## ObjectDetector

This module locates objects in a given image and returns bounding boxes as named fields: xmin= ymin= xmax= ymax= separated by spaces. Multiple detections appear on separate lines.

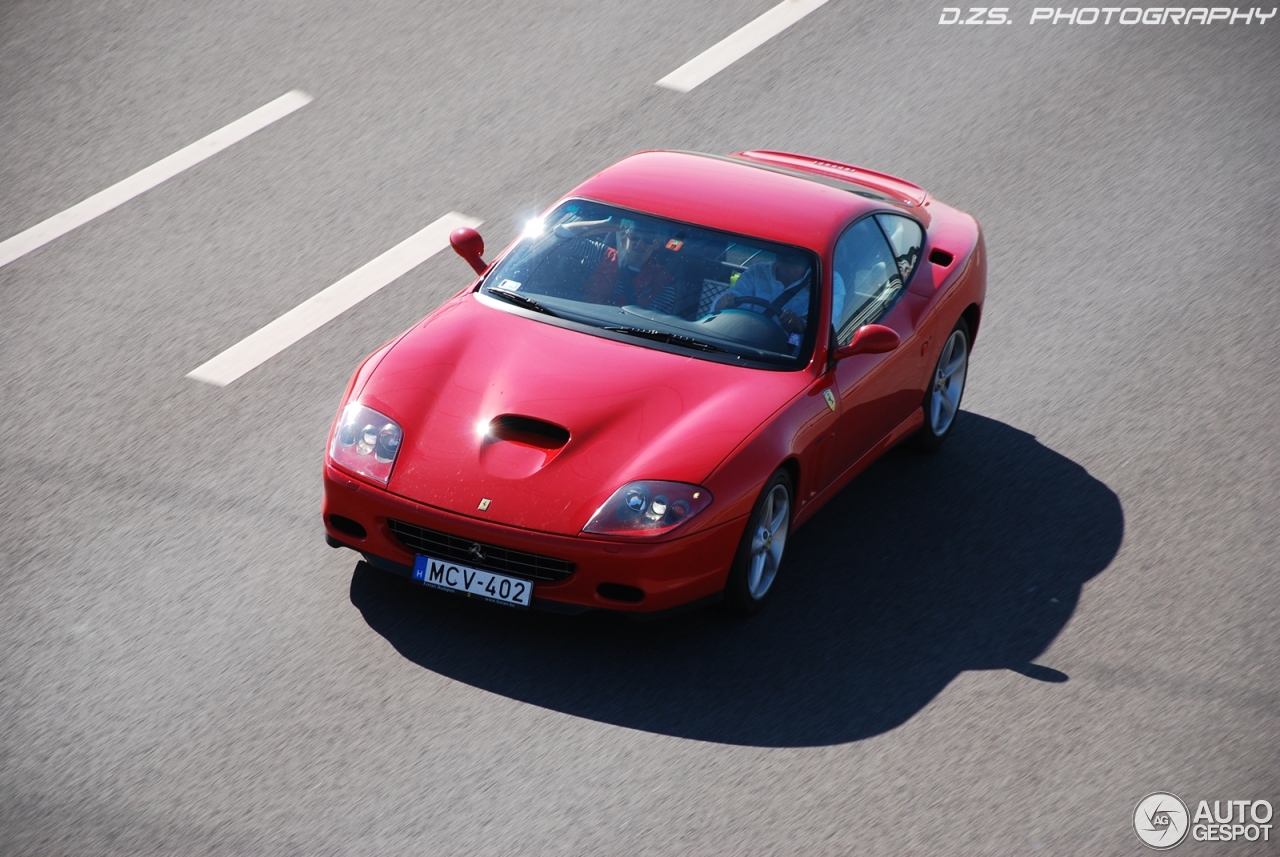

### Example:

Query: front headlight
xmin=583 ymin=481 xmax=712 ymax=537
xmin=329 ymin=403 xmax=403 ymax=485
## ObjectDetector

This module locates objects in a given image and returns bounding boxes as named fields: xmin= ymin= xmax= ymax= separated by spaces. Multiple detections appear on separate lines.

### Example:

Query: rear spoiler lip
xmin=732 ymin=150 xmax=930 ymax=207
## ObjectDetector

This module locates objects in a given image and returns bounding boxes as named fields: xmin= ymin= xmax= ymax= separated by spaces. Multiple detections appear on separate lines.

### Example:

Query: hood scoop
xmin=480 ymin=415 xmax=571 ymax=479
xmin=488 ymin=415 xmax=570 ymax=449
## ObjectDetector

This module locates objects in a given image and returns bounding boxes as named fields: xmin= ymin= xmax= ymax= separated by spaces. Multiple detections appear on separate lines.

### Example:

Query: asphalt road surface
xmin=2 ymin=1 xmax=1277 ymax=854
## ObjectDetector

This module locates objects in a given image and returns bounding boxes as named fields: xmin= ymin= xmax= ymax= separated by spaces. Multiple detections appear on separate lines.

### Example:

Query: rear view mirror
xmin=450 ymin=227 xmax=488 ymax=275
xmin=833 ymin=324 xmax=900 ymax=360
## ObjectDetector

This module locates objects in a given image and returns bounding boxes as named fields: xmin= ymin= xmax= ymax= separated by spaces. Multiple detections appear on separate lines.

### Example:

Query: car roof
xmin=567 ymin=150 xmax=894 ymax=254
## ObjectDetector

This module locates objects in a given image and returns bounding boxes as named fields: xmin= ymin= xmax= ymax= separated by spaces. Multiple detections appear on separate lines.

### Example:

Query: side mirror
xmin=450 ymin=227 xmax=488 ymax=275
xmin=833 ymin=324 xmax=900 ymax=360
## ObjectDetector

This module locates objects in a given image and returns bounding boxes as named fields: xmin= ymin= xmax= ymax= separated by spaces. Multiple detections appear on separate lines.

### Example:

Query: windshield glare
xmin=480 ymin=201 xmax=822 ymax=367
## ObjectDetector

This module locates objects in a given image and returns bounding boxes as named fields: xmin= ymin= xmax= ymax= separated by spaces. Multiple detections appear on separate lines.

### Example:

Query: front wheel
xmin=914 ymin=318 xmax=970 ymax=451
xmin=723 ymin=470 xmax=792 ymax=615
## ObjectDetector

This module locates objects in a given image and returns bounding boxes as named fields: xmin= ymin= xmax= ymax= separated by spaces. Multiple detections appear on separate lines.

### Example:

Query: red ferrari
xmin=323 ymin=150 xmax=986 ymax=615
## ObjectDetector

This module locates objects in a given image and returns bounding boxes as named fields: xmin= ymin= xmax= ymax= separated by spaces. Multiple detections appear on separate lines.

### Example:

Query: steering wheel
xmin=727 ymin=294 xmax=784 ymax=321
xmin=705 ymin=308 xmax=791 ymax=352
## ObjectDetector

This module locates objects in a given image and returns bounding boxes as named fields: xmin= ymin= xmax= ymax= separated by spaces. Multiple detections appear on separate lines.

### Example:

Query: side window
xmin=875 ymin=214 xmax=923 ymax=285
xmin=832 ymin=217 xmax=900 ymax=344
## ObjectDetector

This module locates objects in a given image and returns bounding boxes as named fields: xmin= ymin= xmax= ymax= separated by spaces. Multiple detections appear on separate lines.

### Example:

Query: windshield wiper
xmin=486 ymin=288 xmax=560 ymax=317
xmin=604 ymin=326 xmax=729 ymax=353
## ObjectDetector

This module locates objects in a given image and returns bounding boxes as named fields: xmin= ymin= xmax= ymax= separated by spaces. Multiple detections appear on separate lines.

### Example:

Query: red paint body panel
xmin=323 ymin=150 xmax=987 ymax=613
xmin=358 ymin=292 xmax=807 ymax=536
xmin=323 ymin=462 xmax=743 ymax=613
xmin=569 ymin=151 xmax=877 ymax=254
xmin=733 ymin=150 xmax=931 ymax=208
xmin=909 ymin=197 xmax=980 ymax=298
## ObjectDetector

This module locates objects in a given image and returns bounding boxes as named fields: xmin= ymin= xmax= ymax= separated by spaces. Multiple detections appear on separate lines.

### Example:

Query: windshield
xmin=479 ymin=200 xmax=823 ymax=368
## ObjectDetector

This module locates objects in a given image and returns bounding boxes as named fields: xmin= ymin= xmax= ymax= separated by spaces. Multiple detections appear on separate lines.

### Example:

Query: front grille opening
xmin=597 ymin=583 xmax=645 ymax=603
xmin=386 ymin=519 xmax=574 ymax=583
xmin=928 ymin=248 xmax=954 ymax=267
xmin=329 ymin=515 xmax=367 ymax=539
xmin=488 ymin=415 xmax=570 ymax=450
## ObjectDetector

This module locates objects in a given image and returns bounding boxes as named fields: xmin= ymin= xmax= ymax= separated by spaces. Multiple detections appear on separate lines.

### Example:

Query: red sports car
xmin=322 ymin=150 xmax=986 ymax=615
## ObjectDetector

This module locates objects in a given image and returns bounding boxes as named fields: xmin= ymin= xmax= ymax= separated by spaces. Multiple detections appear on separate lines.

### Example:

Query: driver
xmin=714 ymin=253 xmax=844 ymax=344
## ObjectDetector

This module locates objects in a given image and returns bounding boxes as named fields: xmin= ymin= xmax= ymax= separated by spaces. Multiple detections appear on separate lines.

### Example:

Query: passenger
xmin=550 ymin=217 xmax=677 ymax=309
xmin=580 ymin=220 xmax=676 ymax=310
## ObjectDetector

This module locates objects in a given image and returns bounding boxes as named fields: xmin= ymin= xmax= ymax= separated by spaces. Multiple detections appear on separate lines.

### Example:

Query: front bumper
xmin=322 ymin=463 xmax=745 ymax=613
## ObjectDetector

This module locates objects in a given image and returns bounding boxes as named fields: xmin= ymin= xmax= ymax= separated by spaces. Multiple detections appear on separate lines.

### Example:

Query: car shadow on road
xmin=349 ymin=413 xmax=1123 ymax=747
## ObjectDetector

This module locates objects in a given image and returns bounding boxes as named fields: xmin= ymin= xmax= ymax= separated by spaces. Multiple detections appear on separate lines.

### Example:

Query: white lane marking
xmin=0 ymin=90 xmax=313 ymax=269
xmin=656 ymin=0 xmax=833 ymax=93
xmin=186 ymin=212 xmax=482 ymax=387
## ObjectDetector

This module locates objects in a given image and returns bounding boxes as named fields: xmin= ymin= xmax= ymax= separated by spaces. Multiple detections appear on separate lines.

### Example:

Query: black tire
xmin=723 ymin=469 xmax=793 ymax=616
xmin=914 ymin=317 xmax=971 ymax=452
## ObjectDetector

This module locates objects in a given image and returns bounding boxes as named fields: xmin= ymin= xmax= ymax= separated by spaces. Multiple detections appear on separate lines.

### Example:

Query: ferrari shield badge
xmin=478 ymin=498 xmax=492 ymax=511
xmin=822 ymin=389 xmax=837 ymax=412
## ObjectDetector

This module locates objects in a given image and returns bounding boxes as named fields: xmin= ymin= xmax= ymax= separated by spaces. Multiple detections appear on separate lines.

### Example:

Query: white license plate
xmin=412 ymin=555 xmax=533 ymax=608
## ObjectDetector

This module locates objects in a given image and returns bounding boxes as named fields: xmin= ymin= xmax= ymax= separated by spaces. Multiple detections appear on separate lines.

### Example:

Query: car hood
xmin=357 ymin=294 xmax=805 ymax=535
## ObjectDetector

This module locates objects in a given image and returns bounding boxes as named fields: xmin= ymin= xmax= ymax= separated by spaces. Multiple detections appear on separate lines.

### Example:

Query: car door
xmin=825 ymin=214 xmax=928 ymax=482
